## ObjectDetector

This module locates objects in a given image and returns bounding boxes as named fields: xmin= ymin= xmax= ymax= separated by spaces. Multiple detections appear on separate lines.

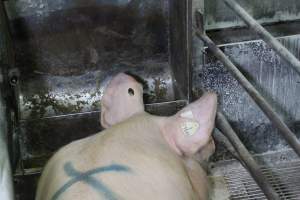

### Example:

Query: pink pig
xmin=36 ymin=73 xmax=217 ymax=200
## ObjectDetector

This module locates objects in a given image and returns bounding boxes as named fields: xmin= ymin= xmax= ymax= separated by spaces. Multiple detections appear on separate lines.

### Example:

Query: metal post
xmin=216 ymin=112 xmax=280 ymax=200
xmin=0 ymin=1 xmax=15 ymax=67
xmin=194 ymin=15 xmax=300 ymax=157
xmin=213 ymin=128 xmax=239 ymax=159
xmin=0 ymin=126 xmax=14 ymax=200
xmin=223 ymin=0 xmax=300 ymax=76
xmin=0 ymin=1 xmax=15 ymax=199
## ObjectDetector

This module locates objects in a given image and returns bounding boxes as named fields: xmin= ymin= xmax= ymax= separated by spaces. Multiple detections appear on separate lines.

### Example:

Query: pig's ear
xmin=100 ymin=85 xmax=117 ymax=129
xmin=100 ymin=102 xmax=110 ymax=129
xmin=162 ymin=92 xmax=217 ymax=156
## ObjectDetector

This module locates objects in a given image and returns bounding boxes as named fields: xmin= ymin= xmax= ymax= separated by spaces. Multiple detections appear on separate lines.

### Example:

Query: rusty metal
xmin=216 ymin=112 xmax=281 ymax=200
xmin=195 ymin=12 xmax=300 ymax=157
xmin=222 ymin=0 xmax=300 ymax=76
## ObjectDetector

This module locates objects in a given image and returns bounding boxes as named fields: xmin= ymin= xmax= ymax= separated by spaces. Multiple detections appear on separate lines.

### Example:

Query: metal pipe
xmin=0 ymin=129 xmax=14 ymax=200
xmin=0 ymin=1 xmax=15 ymax=199
xmin=0 ymin=1 xmax=15 ymax=67
xmin=213 ymin=128 xmax=239 ymax=159
xmin=216 ymin=112 xmax=281 ymax=200
xmin=195 ymin=30 xmax=300 ymax=157
xmin=223 ymin=0 xmax=300 ymax=76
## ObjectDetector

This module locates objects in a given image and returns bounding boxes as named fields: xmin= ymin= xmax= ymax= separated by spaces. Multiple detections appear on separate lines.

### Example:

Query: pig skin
xmin=36 ymin=73 xmax=217 ymax=200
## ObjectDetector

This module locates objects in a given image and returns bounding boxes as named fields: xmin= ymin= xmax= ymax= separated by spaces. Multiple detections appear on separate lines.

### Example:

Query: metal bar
xmin=213 ymin=128 xmax=239 ymax=159
xmin=0 ymin=1 xmax=15 ymax=199
xmin=0 ymin=128 xmax=14 ymax=200
xmin=216 ymin=112 xmax=281 ymax=200
xmin=169 ymin=0 xmax=193 ymax=102
xmin=223 ymin=0 xmax=300 ymax=76
xmin=195 ymin=25 xmax=300 ymax=157
xmin=0 ymin=1 xmax=15 ymax=67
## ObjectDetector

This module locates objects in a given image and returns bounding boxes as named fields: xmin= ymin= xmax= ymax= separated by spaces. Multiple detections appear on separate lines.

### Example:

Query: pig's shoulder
xmin=43 ymin=132 xmax=101 ymax=171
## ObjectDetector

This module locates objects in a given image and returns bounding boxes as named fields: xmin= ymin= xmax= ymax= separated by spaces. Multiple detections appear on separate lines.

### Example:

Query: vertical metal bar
xmin=223 ymin=0 xmax=300 ymax=76
xmin=169 ymin=0 xmax=193 ymax=102
xmin=0 ymin=1 xmax=15 ymax=67
xmin=213 ymin=128 xmax=239 ymax=159
xmin=0 ymin=124 xmax=14 ymax=200
xmin=0 ymin=1 xmax=15 ymax=199
xmin=216 ymin=112 xmax=281 ymax=200
xmin=186 ymin=0 xmax=193 ymax=102
xmin=195 ymin=26 xmax=300 ymax=157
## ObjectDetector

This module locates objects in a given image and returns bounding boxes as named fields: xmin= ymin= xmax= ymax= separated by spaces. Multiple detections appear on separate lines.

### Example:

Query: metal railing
xmin=223 ymin=0 xmax=300 ymax=76
xmin=195 ymin=1 xmax=300 ymax=199
xmin=0 ymin=1 xmax=16 ymax=199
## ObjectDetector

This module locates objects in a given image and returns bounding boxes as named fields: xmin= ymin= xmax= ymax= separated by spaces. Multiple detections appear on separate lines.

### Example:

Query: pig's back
xmin=36 ymin=114 xmax=198 ymax=200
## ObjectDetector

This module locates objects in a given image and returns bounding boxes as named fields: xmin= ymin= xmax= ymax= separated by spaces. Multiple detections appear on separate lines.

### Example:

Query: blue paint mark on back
xmin=51 ymin=162 xmax=131 ymax=200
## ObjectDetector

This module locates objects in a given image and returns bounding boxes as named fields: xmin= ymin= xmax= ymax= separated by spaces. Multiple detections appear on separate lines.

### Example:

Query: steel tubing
xmin=223 ymin=0 xmax=300 ymax=76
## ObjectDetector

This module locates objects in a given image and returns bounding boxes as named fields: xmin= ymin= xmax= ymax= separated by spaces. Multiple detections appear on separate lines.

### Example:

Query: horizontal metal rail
xmin=195 ymin=22 xmax=300 ymax=157
xmin=216 ymin=112 xmax=280 ymax=200
xmin=223 ymin=0 xmax=300 ymax=76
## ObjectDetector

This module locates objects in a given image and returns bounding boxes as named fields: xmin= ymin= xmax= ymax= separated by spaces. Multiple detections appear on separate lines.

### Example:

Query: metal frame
xmin=10 ymin=0 xmax=193 ymax=177
xmin=169 ymin=0 xmax=193 ymax=101
xmin=196 ymin=29 xmax=300 ymax=157
xmin=195 ymin=1 xmax=300 ymax=199
xmin=0 ymin=1 xmax=16 ymax=199
xmin=216 ymin=112 xmax=280 ymax=200
xmin=223 ymin=0 xmax=300 ymax=76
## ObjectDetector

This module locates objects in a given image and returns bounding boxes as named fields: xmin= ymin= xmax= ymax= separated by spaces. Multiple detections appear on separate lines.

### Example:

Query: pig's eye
xmin=128 ymin=88 xmax=134 ymax=96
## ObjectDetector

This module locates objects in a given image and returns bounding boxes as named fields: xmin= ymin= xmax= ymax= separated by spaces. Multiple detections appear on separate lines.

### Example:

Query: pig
xmin=36 ymin=73 xmax=217 ymax=200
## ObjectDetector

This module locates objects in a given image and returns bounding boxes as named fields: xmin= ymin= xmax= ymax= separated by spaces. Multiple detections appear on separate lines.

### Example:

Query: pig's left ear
xmin=162 ymin=92 xmax=217 ymax=156
xmin=100 ymin=102 xmax=111 ymax=129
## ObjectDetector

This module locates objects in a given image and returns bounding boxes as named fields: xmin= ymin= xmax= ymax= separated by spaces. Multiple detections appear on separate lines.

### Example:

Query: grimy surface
xmin=36 ymin=73 xmax=217 ymax=200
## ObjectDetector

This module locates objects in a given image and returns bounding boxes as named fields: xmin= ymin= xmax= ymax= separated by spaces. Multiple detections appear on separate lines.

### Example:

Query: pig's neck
xmin=157 ymin=116 xmax=183 ymax=156
xmin=126 ymin=112 xmax=183 ymax=156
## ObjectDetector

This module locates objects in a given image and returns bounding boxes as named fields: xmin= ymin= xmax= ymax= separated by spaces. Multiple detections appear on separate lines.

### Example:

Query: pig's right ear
xmin=162 ymin=92 xmax=218 ymax=156
xmin=100 ymin=84 xmax=118 ymax=129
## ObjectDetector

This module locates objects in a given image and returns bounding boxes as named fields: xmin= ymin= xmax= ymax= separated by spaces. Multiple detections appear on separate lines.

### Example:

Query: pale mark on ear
xmin=180 ymin=110 xmax=199 ymax=136
xmin=180 ymin=110 xmax=194 ymax=119
xmin=181 ymin=121 xmax=199 ymax=137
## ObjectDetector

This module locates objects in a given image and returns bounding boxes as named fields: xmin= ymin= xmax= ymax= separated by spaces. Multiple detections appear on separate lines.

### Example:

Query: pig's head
xmin=101 ymin=73 xmax=218 ymax=160
xmin=101 ymin=73 xmax=144 ymax=128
